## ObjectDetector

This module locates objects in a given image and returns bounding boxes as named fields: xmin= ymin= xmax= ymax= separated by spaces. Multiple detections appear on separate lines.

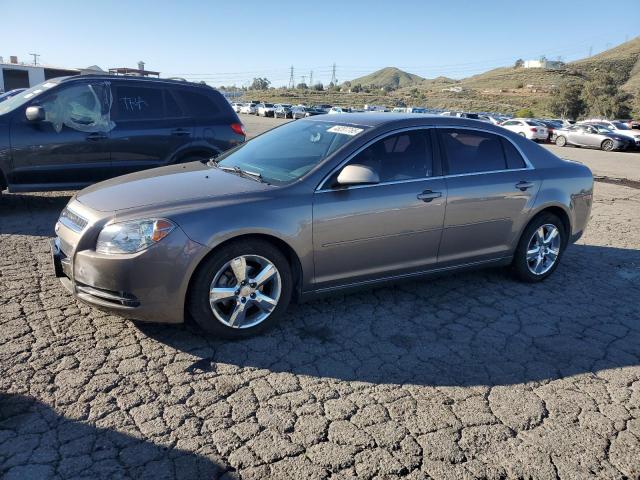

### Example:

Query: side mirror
xmin=336 ymin=164 xmax=379 ymax=186
xmin=25 ymin=106 xmax=45 ymax=122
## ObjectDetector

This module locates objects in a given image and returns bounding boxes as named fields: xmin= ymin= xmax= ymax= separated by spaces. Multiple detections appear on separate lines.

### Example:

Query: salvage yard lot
xmin=1 ymin=117 xmax=639 ymax=479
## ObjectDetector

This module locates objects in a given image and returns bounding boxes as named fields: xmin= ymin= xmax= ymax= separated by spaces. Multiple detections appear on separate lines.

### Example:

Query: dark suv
xmin=0 ymin=75 xmax=245 ymax=192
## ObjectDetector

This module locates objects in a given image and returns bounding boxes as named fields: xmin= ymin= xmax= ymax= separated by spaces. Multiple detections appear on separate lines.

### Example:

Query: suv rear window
xmin=113 ymin=85 xmax=164 ymax=120
xmin=174 ymin=89 xmax=220 ymax=118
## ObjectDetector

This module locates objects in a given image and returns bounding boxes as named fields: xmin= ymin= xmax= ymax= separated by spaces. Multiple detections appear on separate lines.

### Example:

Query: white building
xmin=0 ymin=56 xmax=82 ymax=92
xmin=523 ymin=59 xmax=564 ymax=70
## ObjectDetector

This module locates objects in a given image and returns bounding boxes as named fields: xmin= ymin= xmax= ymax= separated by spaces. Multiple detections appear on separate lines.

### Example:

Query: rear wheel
xmin=555 ymin=135 xmax=567 ymax=147
xmin=512 ymin=213 xmax=566 ymax=282
xmin=601 ymin=139 xmax=614 ymax=151
xmin=519 ymin=132 xmax=526 ymax=137
xmin=188 ymin=240 xmax=293 ymax=338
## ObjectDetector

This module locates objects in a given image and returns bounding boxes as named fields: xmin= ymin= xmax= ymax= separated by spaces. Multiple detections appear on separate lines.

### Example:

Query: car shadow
xmin=0 ymin=392 xmax=230 ymax=479
xmin=138 ymin=243 xmax=640 ymax=388
xmin=0 ymin=192 xmax=71 ymax=236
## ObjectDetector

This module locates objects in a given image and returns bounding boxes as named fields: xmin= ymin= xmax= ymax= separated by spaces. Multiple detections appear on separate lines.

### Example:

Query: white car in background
xmin=257 ymin=102 xmax=276 ymax=117
xmin=580 ymin=120 xmax=640 ymax=149
xmin=500 ymin=118 xmax=548 ymax=141
xmin=230 ymin=102 xmax=242 ymax=113
xmin=239 ymin=103 xmax=257 ymax=114
xmin=328 ymin=107 xmax=351 ymax=114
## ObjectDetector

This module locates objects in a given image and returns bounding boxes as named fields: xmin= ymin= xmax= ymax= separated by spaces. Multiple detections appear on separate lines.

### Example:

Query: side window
xmin=501 ymin=138 xmax=526 ymax=169
xmin=39 ymin=83 xmax=114 ymax=133
xmin=331 ymin=130 xmax=433 ymax=185
xmin=439 ymin=129 xmax=506 ymax=175
xmin=164 ymin=89 xmax=184 ymax=118
xmin=113 ymin=85 xmax=163 ymax=120
xmin=174 ymin=89 xmax=220 ymax=118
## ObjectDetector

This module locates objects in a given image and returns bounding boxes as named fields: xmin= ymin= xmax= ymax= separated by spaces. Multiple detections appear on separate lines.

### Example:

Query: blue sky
xmin=1 ymin=0 xmax=638 ymax=87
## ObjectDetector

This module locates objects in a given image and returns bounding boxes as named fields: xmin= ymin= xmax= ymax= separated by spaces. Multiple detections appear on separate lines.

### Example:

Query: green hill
xmin=348 ymin=67 xmax=424 ymax=88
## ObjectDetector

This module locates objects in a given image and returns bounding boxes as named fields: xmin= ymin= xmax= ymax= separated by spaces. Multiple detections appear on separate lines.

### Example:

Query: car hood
xmin=76 ymin=162 xmax=271 ymax=212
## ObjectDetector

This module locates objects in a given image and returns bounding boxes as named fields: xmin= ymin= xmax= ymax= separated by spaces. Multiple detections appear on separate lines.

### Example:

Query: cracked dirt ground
xmin=1 ymin=181 xmax=639 ymax=480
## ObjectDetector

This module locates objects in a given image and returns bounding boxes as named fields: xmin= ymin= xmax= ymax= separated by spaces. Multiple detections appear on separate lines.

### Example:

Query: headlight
xmin=96 ymin=219 xmax=175 ymax=254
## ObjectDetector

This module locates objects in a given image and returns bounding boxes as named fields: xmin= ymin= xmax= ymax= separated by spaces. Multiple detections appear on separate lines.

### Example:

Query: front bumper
xmin=51 ymin=225 xmax=207 ymax=324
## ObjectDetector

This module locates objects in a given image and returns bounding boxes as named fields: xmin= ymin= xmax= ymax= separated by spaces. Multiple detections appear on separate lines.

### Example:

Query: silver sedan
xmin=553 ymin=124 xmax=631 ymax=151
xmin=52 ymin=115 xmax=593 ymax=338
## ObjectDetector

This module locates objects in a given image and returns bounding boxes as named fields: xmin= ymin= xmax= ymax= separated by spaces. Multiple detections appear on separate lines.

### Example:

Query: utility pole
xmin=309 ymin=70 xmax=313 ymax=87
xmin=330 ymin=63 xmax=337 ymax=85
xmin=288 ymin=66 xmax=295 ymax=89
xmin=29 ymin=53 xmax=40 ymax=65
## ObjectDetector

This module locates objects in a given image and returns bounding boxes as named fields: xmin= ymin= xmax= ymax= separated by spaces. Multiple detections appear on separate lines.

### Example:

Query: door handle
xmin=515 ymin=181 xmax=534 ymax=191
xmin=417 ymin=190 xmax=442 ymax=202
xmin=86 ymin=132 xmax=107 ymax=141
xmin=171 ymin=128 xmax=191 ymax=137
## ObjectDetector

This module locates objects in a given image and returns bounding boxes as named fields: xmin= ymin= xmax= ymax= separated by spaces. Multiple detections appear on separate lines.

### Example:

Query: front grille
xmin=58 ymin=207 xmax=88 ymax=233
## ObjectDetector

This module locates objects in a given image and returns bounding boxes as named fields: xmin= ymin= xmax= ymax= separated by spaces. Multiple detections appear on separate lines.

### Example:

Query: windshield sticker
xmin=327 ymin=125 xmax=363 ymax=136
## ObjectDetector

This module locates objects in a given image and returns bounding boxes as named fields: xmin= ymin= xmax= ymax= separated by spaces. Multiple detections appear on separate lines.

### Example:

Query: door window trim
xmin=435 ymin=125 xmax=534 ymax=179
xmin=315 ymin=126 xmax=441 ymax=192
xmin=316 ymin=125 xmax=534 ymax=192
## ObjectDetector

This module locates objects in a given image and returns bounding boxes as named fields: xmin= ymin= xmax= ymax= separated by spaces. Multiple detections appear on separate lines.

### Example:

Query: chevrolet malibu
xmin=51 ymin=114 xmax=593 ymax=338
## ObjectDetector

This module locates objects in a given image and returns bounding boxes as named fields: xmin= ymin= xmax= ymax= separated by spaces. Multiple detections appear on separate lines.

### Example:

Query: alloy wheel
xmin=526 ymin=224 xmax=561 ymax=275
xmin=209 ymin=255 xmax=281 ymax=328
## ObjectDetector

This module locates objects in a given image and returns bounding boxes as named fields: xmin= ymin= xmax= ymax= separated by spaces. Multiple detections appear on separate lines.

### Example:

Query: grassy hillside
xmin=348 ymin=67 xmax=424 ymax=88
xmin=237 ymin=37 xmax=640 ymax=116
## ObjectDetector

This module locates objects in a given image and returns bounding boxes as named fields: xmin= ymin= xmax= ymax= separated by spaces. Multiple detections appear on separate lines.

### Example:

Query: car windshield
xmin=0 ymin=79 xmax=61 ymax=116
xmin=215 ymin=120 xmax=368 ymax=185
xmin=611 ymin=121 xmax=630 ymax=130
xmin=593 ymin=125 xmax=613 ymax=134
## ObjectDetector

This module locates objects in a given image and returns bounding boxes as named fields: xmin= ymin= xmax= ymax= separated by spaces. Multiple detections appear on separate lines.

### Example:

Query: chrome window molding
xmin=315 ymin=124 xmax=535 ymax=193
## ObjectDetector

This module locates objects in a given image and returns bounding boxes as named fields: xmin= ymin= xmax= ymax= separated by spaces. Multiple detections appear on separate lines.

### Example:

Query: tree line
xmin=548 ymin=73 xmax=636 ymax=120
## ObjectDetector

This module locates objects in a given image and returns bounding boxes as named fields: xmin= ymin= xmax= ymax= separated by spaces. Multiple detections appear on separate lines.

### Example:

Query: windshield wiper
xmin=219 ymin=165 xmax=269 ymax=184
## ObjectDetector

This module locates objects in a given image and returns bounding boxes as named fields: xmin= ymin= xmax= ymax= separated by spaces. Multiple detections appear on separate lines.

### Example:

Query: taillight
xmin=230 ymin=123 xmax=246 ymax=136
xmin=530 ymin=127 xmax=538 ymax=132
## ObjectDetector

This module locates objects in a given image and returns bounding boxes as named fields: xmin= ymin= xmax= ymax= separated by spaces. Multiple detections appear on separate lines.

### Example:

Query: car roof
xmin=304 ymin=112 xmax=512 ymax=130
xmin=56 ymin=74 xmax=216 ymax=91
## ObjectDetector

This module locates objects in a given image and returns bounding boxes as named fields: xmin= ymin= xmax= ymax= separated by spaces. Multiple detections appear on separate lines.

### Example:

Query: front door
xmin=313 ymin=129 xmax=447 ymax=289
xmin=437 ymin=128 xmax=541 ymax=266
xmin=9 ymin=81 xmax=113 ymax=188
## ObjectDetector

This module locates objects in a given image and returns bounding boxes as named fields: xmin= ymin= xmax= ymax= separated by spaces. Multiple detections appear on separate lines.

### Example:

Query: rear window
xmin=164 ymin=90 xmax=184 ymax=118
xmin=440 ymin=129 xmax=525 ymax=175
xmin=113 ymin=85 xmax=164 ymax=120
xmin=174 ymin=89 xmax=220 ymax=118
xmin=501 ymin=138 xmax=526 ymax=169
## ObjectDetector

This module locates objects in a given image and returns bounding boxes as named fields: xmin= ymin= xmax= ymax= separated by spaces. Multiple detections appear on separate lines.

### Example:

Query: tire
xmin=512 ymin=212 xmax=566 ymax=283
xmin=555 ymin=136 xmax=567 ymax=147
xmin=519 ymin=132 xmax=526 ymax=137
xmin=187 ymin=239 xmax=293 ymax=339
xmin=601 ymin=139 xmax=614 ymax=151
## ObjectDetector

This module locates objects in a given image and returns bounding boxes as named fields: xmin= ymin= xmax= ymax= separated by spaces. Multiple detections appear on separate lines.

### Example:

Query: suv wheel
xmin=188 ymin=240 xmax=293 ymax=338
xmin=512 ymin=213 xmax=566 ymax=282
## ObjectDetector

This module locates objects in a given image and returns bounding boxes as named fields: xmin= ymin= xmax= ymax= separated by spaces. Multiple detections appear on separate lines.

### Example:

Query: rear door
xmin=437 ymin=128 xmax=540 ymax=266
xmin=313 ymin=128 xmax=447 ymax=289
xmin=109 ymin=81 xmax=193 ymax=176
xmin=8 ymin=81 xmax=113 ymax=188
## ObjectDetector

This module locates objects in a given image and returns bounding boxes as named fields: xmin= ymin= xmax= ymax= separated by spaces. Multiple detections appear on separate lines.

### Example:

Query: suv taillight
xmin=230 ymin=123 xmax=246 ymax=136
xmin=530 ymin=127 xmax=538 ymax=132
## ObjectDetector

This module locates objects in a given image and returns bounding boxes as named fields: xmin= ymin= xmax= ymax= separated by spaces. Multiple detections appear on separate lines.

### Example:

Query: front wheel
xmin=601 ymin=139 xmax=614 ymax=151
xmin=512 ymin=213 xmax=566 ymax=282
xmin=188 ymin=240 xmax=293 ymax=338
xmin=555 ymin=136 xmax=567 ymax=147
